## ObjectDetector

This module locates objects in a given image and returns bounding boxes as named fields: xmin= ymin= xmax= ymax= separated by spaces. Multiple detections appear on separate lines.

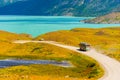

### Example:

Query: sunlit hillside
xmin=0 ymin=30 xmax=32 ymax=55
xmin=0 ymin=30 xmax=32 ymax=41
xmin=0 ymin=43 xmax=103 ymax=80
xmin=36 ymin=27 xmax=120 ymax=61
xmin=0 ymin=30 xmax=103 ymax=80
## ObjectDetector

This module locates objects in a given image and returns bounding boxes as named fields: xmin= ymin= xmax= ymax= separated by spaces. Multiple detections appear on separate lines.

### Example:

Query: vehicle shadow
xmin=77 ymin=49 xmax=87 ymax=52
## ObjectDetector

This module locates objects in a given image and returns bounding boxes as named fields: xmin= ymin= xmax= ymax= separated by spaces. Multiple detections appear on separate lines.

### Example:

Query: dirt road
xmin=14 ymin=40 xmax=120 ymax=80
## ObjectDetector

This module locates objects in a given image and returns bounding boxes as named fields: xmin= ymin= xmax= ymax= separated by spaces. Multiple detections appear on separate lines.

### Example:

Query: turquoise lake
xmin=0 ymin=16 xmax=120 ymax=37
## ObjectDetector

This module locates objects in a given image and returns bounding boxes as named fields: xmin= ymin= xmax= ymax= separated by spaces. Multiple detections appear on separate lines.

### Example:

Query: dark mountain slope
xmin=0 ymin=0 xmax=17 ymax=7
xmin=0 ymin=0 xmax=119 ymax=16
xmin=0 ymin=0 xmax=59 ymax=15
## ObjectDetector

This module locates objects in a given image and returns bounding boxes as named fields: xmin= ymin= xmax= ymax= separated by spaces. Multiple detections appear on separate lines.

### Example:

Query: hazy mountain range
xmin=0 ymin=0 xmax=120 ymax=16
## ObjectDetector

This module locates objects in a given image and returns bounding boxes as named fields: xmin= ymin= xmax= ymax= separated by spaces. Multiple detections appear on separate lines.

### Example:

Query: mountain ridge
xmin=0 ymin=0 xmax=119 ymax=16
xmin=0 ymin=0 xmax=18 ymax=7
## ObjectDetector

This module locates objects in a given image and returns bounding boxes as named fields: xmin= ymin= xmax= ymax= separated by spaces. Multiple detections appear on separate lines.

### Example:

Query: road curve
xmin=13 ymin=40 xmax=120 ymax=80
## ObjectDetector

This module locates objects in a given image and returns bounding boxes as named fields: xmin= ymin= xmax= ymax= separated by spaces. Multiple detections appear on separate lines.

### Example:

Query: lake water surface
xmin=0 ymin=59 xmax=72 ymax=68
xmin=0 ymin=16 xmax=120 ymax=37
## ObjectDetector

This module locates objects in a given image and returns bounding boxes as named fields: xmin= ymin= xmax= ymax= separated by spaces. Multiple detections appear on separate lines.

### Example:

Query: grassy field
xmin=0 ymin=30 xmax=32 ymax=41
xmin=0 ymin=30 xmax=32 ymax=59
xmin=0 ymin=30 xmax=103 ymax=80
xmin=36 ymin=27 xmax=120 ymax=61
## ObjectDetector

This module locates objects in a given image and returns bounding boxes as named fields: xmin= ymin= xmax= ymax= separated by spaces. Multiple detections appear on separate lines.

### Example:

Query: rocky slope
xmin=0 ymin=0 xmax=119 ymax=16
xmin=84 ymin=12 xmax=120 ymax=24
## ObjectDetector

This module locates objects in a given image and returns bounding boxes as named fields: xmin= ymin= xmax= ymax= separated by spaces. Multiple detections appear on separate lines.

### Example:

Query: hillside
xmin=36 ymin=27 xmax=120 ymax=61
xmin=0 ymin=30 xmax=32 ymax=41
xmin=0 ymin=30 xmax=32 ymax=54
xmin=0 ymin=30 xmax=103 ymax=80
xmin=0 ymin=0 xmax=119 ymax=16
xmin=84 ymin=12 xmax=120 ymax=24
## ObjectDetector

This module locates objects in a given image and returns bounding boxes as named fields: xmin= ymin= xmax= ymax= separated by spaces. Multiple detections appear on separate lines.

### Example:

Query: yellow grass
xmin=0 ymin=74 xmax=95 ymax=80
xmin=0 ymin=30 xmax=104 ymax=80
xmin=0 ymin=30 xmax=32 ymax=41
xmin=36 ymin=27 xmax=120 ymax=61
xmin=0 ymin=42 xmax=77 ymax=59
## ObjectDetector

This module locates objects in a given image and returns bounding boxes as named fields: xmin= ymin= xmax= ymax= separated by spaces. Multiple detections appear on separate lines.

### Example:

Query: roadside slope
xmin=36 ymin=27 xmax=120 ymax=61
xmin=14 ymin=40 xmax=120 ymax=80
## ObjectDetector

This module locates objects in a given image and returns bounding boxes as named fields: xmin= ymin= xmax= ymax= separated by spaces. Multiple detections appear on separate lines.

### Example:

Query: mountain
xmin=0 ymin=0 xmax=58 ymax=15
xmin=0 ymin=0 xmax=18 ymax=7
xmin=47 ymin=0 xmax=120 ymax=16
xmin=83 ymin=12 xmax=120 ymax=24
xmin=0 ymin=0 xmax=119 ymax=16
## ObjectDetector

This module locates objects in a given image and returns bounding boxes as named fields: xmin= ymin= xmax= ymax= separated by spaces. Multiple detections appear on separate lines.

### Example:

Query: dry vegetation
xmin=0 ymin=30 xmax=32 ymax=41
xmin=0 ymin=30 xmax=32 ymax=59
xmin=0 ymin=30 xmax=103 ymax=80
xmin=0 ymin=74 xmax=95 ymax=80
xmin=36 ymin=27 xmax=120 ymax=61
